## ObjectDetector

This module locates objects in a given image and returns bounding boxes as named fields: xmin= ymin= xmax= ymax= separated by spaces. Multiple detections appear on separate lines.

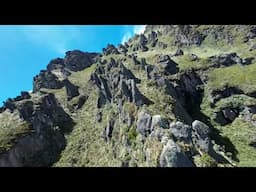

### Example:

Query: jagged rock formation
xmin=2 ymin=25 xmax=256 ymax=167
xmin=0 ymin=93 xmax=74 ymax=166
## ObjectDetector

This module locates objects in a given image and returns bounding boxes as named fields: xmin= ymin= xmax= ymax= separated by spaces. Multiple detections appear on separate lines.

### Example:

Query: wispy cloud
xmin=133 ymin=25 xmax=146 ymax=34
xmin=20 ymin=26 xmax=82 ymax=55
xmin=121 ymin=25 xmax=146 ymax=44
xmin=121 ymin=31 xmax=133 ymax=44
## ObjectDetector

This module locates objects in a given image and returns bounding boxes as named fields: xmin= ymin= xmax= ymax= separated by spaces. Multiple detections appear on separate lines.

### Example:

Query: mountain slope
xmin=1 ymin=25 xmax=256 ymax=167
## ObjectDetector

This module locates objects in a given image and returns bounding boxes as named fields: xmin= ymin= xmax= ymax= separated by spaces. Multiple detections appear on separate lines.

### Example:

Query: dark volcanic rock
xmin=63 ymin=79 xmax=80 ymax=101
xmin=214 ymin=111 xmax=229 ymax=126
xmin=147 ymin=31 xmax=158 ymax=47
xmin=103 ymin=44 xmax=120 ymax=55
xmin=13 ymin=91 xmax=31 ymax=102
xmin=174 ymin=48 xmax=184 ymax=56
xmin=222 ymin=107 xmax=239 ymax=122
xmin=75 ymin=95 xmax=88 ymax=110
xmin=103 ymin=118 xmax=115 ymax=141
xmin=159 ymin=139 xmax=194 ymax=167
xmin=91 ymin=59 xmax=151 ymax=108
xmin=189 ymin=54 xmax=198 ymax=61
xmin=170 ymin=121 xmax=192 ymax=144
xmin=0 ymin=130 xmax=66 ymax=167
xmin=211 ymin=86 xmax=244 ymax=104
xmin=117 ymin=44 xmax=128 ymax=54
xmin=96 ymin=111 xmax=102 ymax=122
xmin=97 ymin=90 xmax=108 ymax=108
xmin=33 ymin=70 xmax=64 ymax=92
xmin=16 ymin=100 xmax=34 ymax=121
xmin=47 ymin=58 xmax=65 ymax=71
xmin=132 ymin=55 xmax=140 ymax=65
xmin=0 ymin=106 xmax=6 ymax=113
xmin=0 ymin=93 xmax=74 ymax=167
xmin=132 ymin=34 xmax=149 ymax=52
xmin=242 ymin=57 xmax=254 ymax=65
xmin=244 ymin=27 xmax=256 ymax=42
xmin=178 ymin=70 xmax=204 ymax=108
xmin=3 ymin=98 xmax=16 ymax=112
xmin=136 ymin=111 xmax=152 ymax=137
xmin=64 ymin=50 xmax=98 ymax=72
xmin=33 ymin=93 xmax=73 ymax=131
xmin=209 ymin=52 xmax=242 ymax=67
xmin=214 ymin=107 xmax=239 ymax=125
xmin=192 ymin=120 xmax=212 ymax=153
xmin=156 ymin=55 xmax=179 ymax=74
xmin=174 ymin=26 xmax=206 ymax=46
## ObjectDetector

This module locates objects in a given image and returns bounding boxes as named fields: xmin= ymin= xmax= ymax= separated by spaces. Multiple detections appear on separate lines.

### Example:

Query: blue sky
xmin=0 ymin=25 xmax=146 ymax=105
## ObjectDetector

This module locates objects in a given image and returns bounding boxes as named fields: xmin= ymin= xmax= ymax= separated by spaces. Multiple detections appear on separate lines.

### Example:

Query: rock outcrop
xmin=33 ymin=70 xmax=64 ymax=92
xmin=159 ymin=139 xmax=194 ymax=167
xmin=64 ymin=50 xmax=98 ymax=72
xmin=156 ymin=55 xmax=179 ymax=75
xmin=0 ymin=93 xmax=74 ymax=167
xmin=103 ymin=44 xmax=120 ymax=55
xmin=63 ymin=79 xmax=80 ymax=101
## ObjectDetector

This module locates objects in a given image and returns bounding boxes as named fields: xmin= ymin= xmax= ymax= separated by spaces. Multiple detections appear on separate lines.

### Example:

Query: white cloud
xmin=133 ymin=25 xmax=146 ymax=34
xmin=121 ymin=31 xmax=133 ymax=44
xmin=121 ymin=25 xmax=146 ymax=45
xmin=20 ymin=25 xmax=81 ymax=55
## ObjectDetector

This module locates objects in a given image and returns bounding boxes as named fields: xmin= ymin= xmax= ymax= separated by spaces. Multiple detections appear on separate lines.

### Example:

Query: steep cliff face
xmin=1 ymin=25 xmax=256 ymax=167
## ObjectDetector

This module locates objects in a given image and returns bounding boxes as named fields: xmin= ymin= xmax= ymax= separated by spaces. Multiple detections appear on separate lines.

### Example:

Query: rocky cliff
xmin=1 ymin=25 xmax=256 ymax=167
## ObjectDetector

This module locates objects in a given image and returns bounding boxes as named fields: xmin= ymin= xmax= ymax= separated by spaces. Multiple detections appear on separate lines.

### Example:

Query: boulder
xmin=211 ymin=86 xmax=244 ymax=104
xmin=96 ymin=111 xmax=102 ymax=122
xmin=214 ymin=111 xmax=229 ymax=126
xmin=174 ymin=48 xmax=184 ymax=56
xmin=222 ymin=107 xmax=239 ymax=122
xmin=136 ymin=111 xmax=152 ymax=137
xmin=192 ymin=120 xmax=212 ymax=153
xmin=151 ymin=115 xmax=169 ymax=130
xmin=189 ymin=54 xmax=198 ymax=61
xmin=214 ymin=107 xmax=239 ymax=125
xmin=169 ymin=121 xmax=192 ymax=144
xmin=242 ymin=57 xmax=254 ymax=65
xmin=159 ymin=139 xmax=194 ymax=167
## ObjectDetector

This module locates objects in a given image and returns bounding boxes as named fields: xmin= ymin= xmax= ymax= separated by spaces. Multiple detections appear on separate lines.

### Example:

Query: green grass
xmin=68 ymin=63 xmax=97 ymax=89
xmin=193 ymin=153 xmax=218 ymax=167
xmin=214 ymin=95 xmax=256 ymax=111
xmin=207 ymin=63 xmax=256 ymax=93
xmin=217 ymin=118 xmax=256 ymax=167
xmin=0 ymin=111 xmax=31 ymax=153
